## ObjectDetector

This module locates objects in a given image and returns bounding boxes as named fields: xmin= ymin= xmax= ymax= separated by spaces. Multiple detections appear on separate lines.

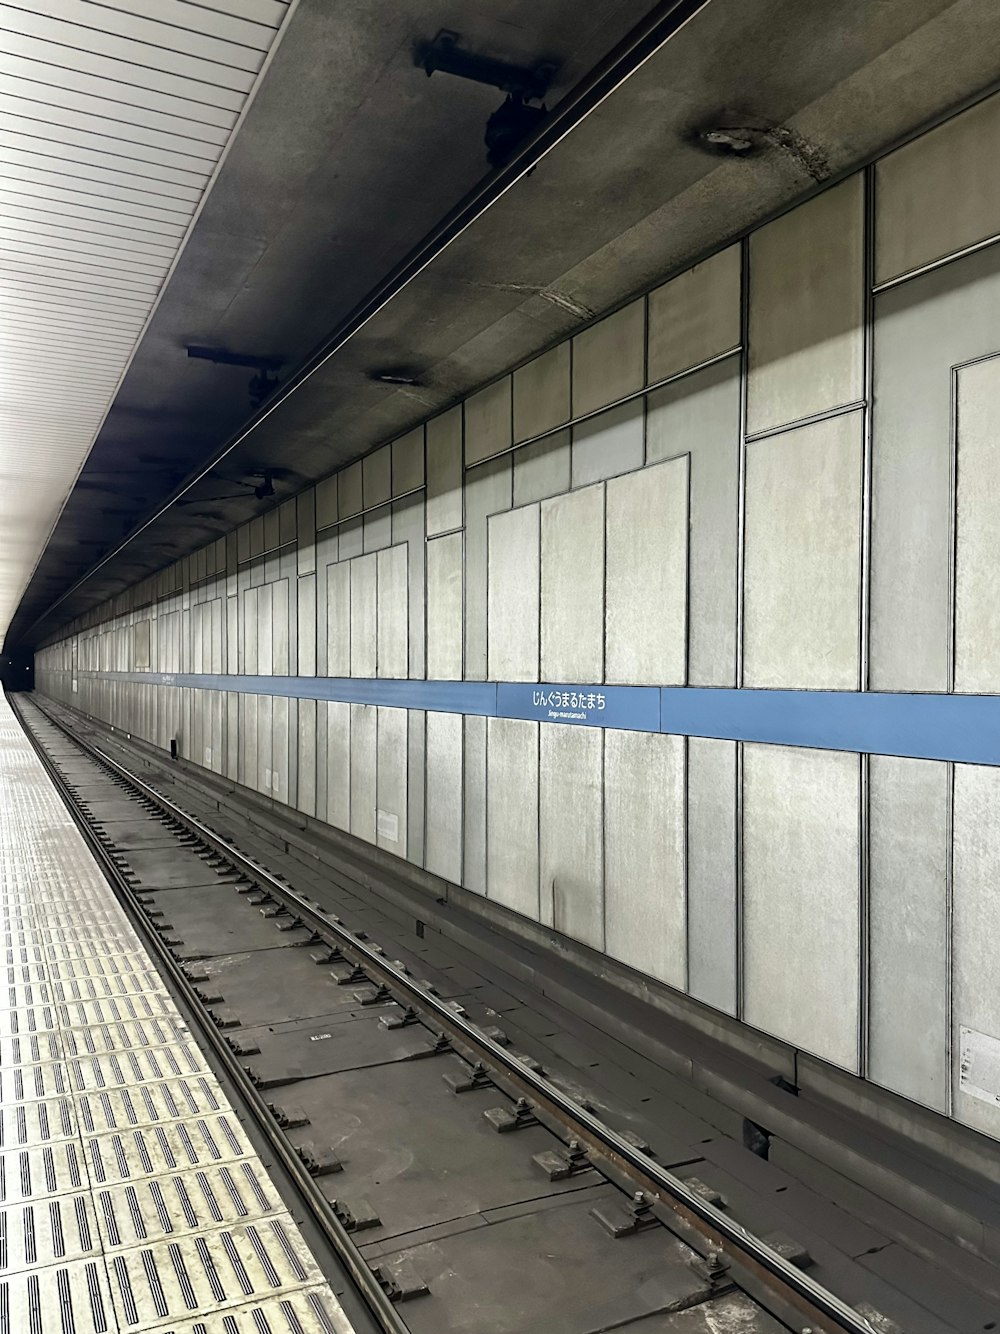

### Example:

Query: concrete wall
xmin=35 ymin=89 xmax=1000 ymax=1141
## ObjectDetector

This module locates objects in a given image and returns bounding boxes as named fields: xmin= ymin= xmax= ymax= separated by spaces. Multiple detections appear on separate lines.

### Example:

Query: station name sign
xmin=496 ymin=683 xmax=660 ymax=732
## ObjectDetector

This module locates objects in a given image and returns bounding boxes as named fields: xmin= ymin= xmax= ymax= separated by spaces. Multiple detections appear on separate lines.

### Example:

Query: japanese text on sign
xmin=530 ymin=688 xmax=606 ymax=722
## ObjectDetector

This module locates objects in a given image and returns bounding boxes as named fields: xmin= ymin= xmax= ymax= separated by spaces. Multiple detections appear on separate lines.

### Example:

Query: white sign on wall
xmin=960 ymin=1025 xmax=1000 ymax=1106
xmin=376 ymin=809 xmax=399 ymax=843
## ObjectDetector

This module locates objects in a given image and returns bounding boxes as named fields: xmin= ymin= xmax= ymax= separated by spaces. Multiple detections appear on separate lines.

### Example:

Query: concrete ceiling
xmin=0 ymin=0 xmax=294 ymax=647
xmin=10 ymin=0 xmax=1000 ymax=648
xmin=7 ymin=0 xmax=660 ymax=647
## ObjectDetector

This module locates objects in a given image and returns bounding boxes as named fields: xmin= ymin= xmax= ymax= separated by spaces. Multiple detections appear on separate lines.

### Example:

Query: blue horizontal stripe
xmin=82 ymin=672 xmax=495 ymax=714
xmin=661 ymin=687 xmax=1000 ymax=765
xmin=64 ymin=671 xmax=1000 ymax=765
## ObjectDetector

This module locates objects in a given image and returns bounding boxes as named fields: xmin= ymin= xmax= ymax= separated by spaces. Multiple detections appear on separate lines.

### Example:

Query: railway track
xmin=15 ymin=691 xmax=884 ymax=1334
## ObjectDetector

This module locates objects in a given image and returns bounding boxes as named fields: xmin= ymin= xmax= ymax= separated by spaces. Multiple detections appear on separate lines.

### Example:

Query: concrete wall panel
xmin=513 ymin=342 xmax=570 ymax=442
xmin=744 ymin=411 xmax=862 ymax=689
xmin=407 ymin=709 xmax=425 ymax=868
xmin=876 ymin=91 xmax=1000 ymax=285
xmin=955 ymin=355 xmax=1000 ymax=692
xmin=284 ymin=556 xmax=299 ymax=670
xmin=486 ymin=718 xmax=539 ymax=919
xmin=211 ymin=692 xmax=224 ymax=776
xmin=953 ymin=763 xmax=1000 ymax=1138
xmin=297 ymin=575 xmax=316 ymax=677
xmin=364 ymin=505 xmax=392 ymax=553
xmin=297 ymin=488 xmax=316 ymax=575
xmin=350 ymin=553 xmax=377 ymax=679
xmin=315 ymin=531 xmax=333 ymax=676
xmin=645 ymin=357 xmax=741 ymax=688
xmin=573 ymin=299 xmax=645 ymax=415
xmin=463 ymin=714 xmax=487 ymax=895
xmin=426 ymin=710 xmax=463 ymax=884
xmin=686 ymin=737 xmax=737 ymax=1015
xmin=464 ymin=454 xmax=512 ymax=681
xmin=227 ymin=531 xmax=238 ymax=596
xmin=264 ymin=508 xmax=279 ymax=555
xmin=226 ymin=692 xmax=238 ymax=781
xmin=191 ymin=606 xmax=202 ymax=674
xmin=363 ymin=447 xmax=392 ymax=551
xmin=604 ymin=730 xmax=686 ymax=989
xmin=362 ymin=450 xmax=389 ymax=549
xmin=241 ymin=589 xmax=257 ymax=674
xmin=273 ymin=580 xmax=289 ymax=675
xmin=376 ymin=706 xmax=407 ymax=857
xmin=647 ymin=243 xmax=741 ymax=383
xmin=487 ymin=503 xmax=539 ymax=683
xmin=869 ymin=755 xmax=949 ymax=1111
xmin=256 ymin=584 xmax=273 ymax=676
xmin=426 ymin=405 xmax=463 ymax=535
xmin=350 ymin=703 xmax=376 ymax=843
xmin=327 ymin=563 xmax=351 ymax=677
xmin=315 ymin=699 xmax=328 ymax=820
xmin=250 ymin=516 xmax=264 ymax=559
xmin=391 ymin=493 xmax=425 ymax=679
xmin=278 ymin=498 xmax=296 ymax=547
xmin=377 ymin=544 xmax=408 ymax=678
xmin=539 ymin=725 xmax=603 ymax=949
xmin=339 ymin=517 xmax=363 ymax=562
xmin=427 ymin=533 xmax=463 ymax=680
xmin=606 ymin=457 xmax=688 ymax=685
xmin=748 ymin=174 xmax=864 ymax=434
xmin=363 ymin=445 xmax=391 ymax=509
xmin=256 ymin=694 xmax=272 ymax=796
xmin=392 ymin=425 xmax=424 ymax=494
xmin=871 ymin=243 xmax=1000 ymax=690
xmin=513 ymin=430 xmax=571 ymax=506
xmin=272 ymin=695 xmax=289 ymax=804
xmin=326 ymin=701 xmax=350 ymax=832
xmin=134 ymin=620 xmax=151 ymax=671
xmin=297 ymin=697 xmax=316 ymax=818
xmin=465 ymin=376 xmax=512 ymax=466
xmin=743 ymin=744 xmax=860 ymax=1072
xmin=572 ymin=400 xmax=644 ymax=488
xmin=541 ymin=485 xmax=604 ymax=682
xmin=222 ymin=693 xmax=237 ymax=779
xmin=210 ymin=599 xmax=223 ymax=674
xmin=339 ymin=462 xmax=362 ymax=519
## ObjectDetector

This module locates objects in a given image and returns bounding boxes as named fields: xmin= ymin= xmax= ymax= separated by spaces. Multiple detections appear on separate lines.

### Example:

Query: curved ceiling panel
xmin=0 ymin=0 xmax=293 ymax=642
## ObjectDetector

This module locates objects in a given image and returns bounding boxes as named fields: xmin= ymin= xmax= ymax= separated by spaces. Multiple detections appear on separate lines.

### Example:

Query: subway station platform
xmin=0 ymin=692 xmax=354 ymax=1334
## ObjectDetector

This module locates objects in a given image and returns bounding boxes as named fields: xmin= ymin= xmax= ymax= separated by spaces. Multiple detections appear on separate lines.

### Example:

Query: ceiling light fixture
xmin=698 ymin=126 xmax=757 ymax=155
xmin=369 ymin=369 xmax=421 ymax=386
xmin=696 ymin=121 xmax=831 ymax=181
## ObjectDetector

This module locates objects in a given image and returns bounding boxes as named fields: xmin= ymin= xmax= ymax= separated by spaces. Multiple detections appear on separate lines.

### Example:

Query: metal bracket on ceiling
xmin=174 ymin=470 xmax=275 ymax=508
xmin=415 ymin=30 xmax=556 ymax=168
xmin=185 ymin=345 xmax=284 ymax=408
xmin=416 ymin=29 xmax=554 ymax=99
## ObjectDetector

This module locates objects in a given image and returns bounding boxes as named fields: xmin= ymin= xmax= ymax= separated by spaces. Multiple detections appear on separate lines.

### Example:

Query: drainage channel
xmin=17 ymin=692 xmax=882 ymax=1334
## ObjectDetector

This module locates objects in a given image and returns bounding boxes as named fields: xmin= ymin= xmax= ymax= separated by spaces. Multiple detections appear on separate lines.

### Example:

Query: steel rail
xmin=13 ymin=696 xmax=410 ymax=1334
xmin=27 ymin=695 xmax=882 ymax=1334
